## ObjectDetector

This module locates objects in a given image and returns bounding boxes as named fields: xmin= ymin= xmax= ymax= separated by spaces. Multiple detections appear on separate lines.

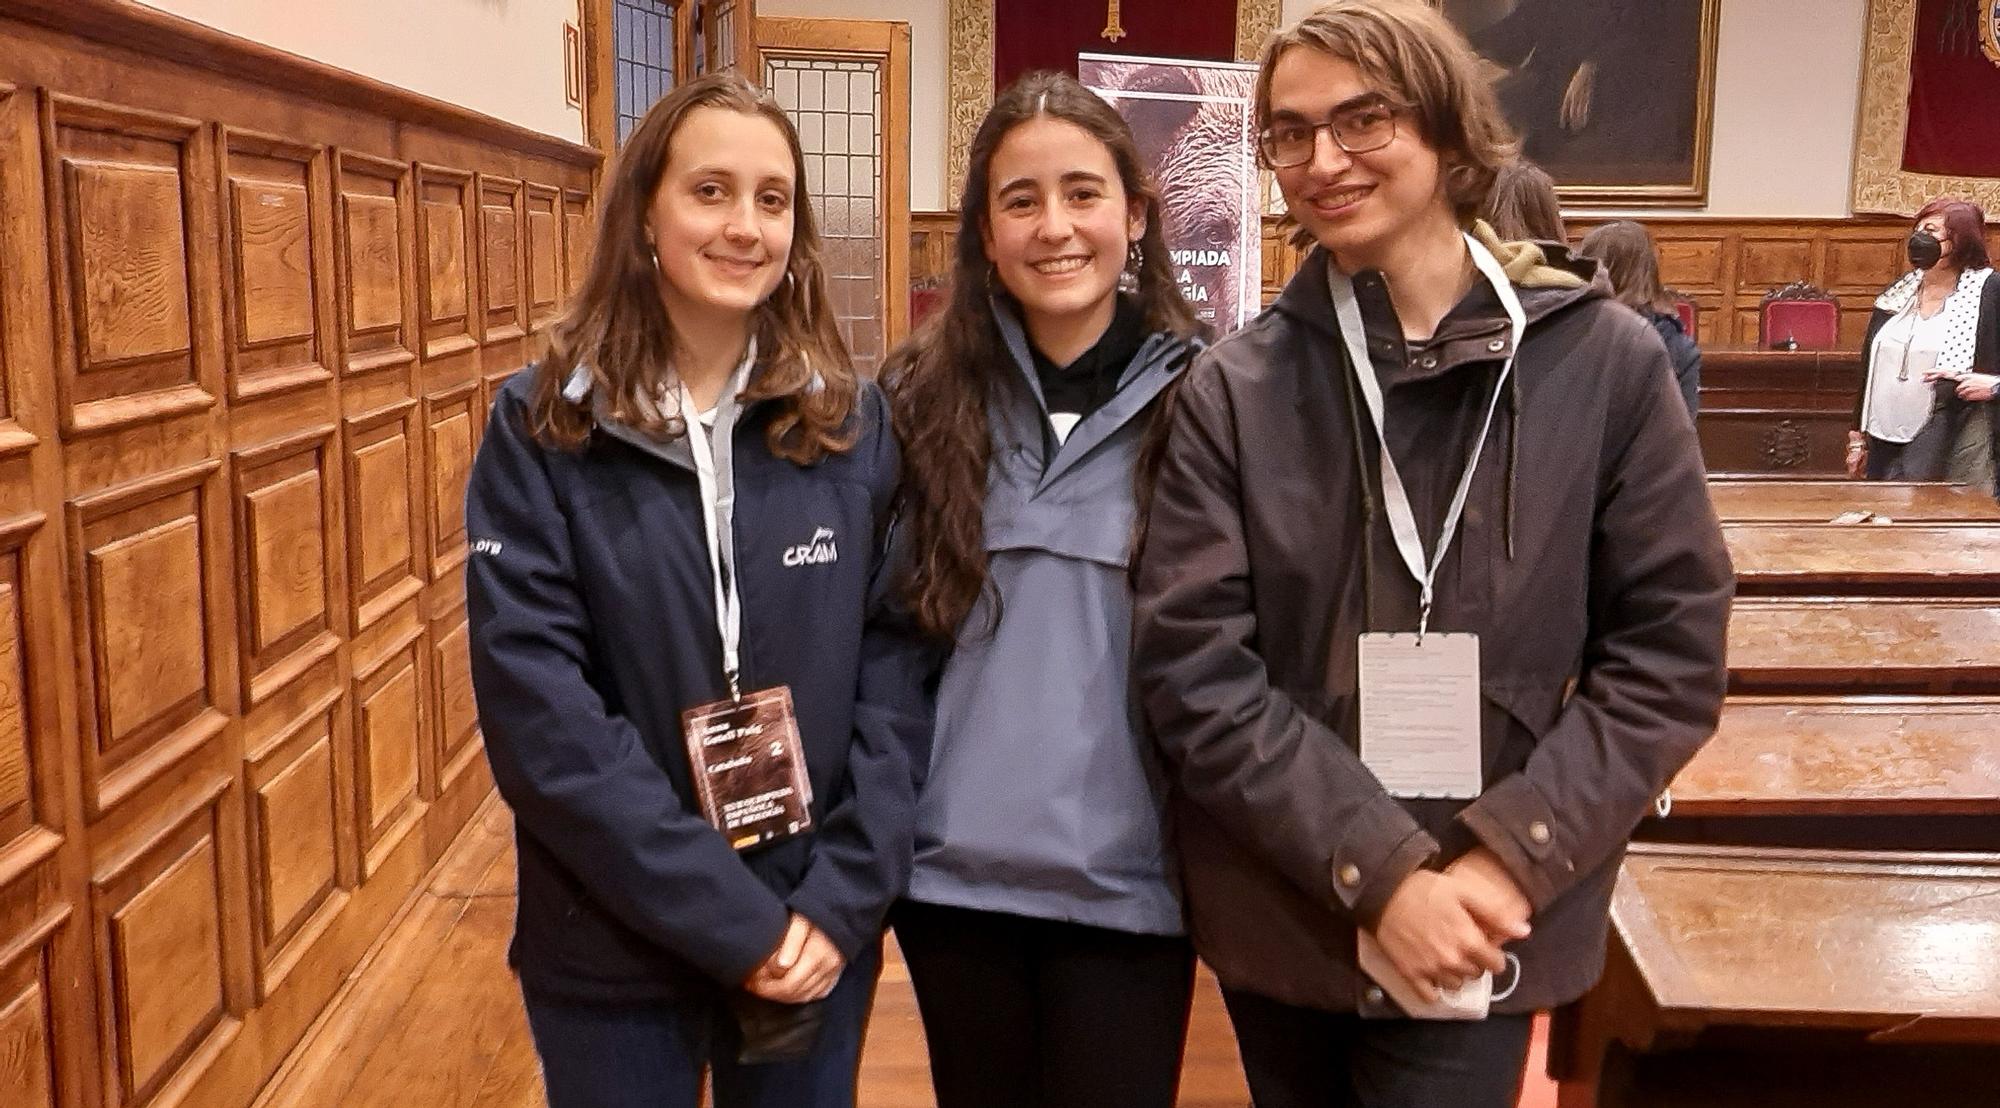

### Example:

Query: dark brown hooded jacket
xmin=1132 ymin=230 xmax=1733 ymax=1015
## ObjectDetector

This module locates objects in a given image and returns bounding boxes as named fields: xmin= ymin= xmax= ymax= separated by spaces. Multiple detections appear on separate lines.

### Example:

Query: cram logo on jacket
xmin=782 ymin=526 xmax=838 ymax=567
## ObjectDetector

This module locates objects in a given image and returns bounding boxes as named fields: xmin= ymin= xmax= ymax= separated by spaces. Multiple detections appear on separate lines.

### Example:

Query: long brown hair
xmin=1483 ymin=159 xmax=1567 ymax=244
xmin=1255 ymin=0 xmax=1518 ymax=246
xmin=885 ymin=71 xmax=1202 ymax=639
xmin=1577 ymin=220 xmax=1674 ymax=315
xmin=529 ymin=72 xmax=855 ymax=462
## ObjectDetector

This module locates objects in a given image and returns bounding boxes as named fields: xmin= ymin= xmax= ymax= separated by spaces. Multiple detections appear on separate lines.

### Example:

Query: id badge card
xmin=1358 ymin=632 xmax=1482 ymax=800
xmin=681 ymin=686 xmax=815 ymax=851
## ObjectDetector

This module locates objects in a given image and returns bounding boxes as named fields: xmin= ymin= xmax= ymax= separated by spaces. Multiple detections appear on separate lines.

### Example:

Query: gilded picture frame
xmin=944 ymin=0 xmax=1281 ymax=205
xmin=1852 ymin=0 xmax=2000 ymax=215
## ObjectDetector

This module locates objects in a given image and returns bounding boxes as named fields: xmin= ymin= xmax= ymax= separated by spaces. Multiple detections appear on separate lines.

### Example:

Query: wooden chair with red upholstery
xmin=1759 ymin=281 xmax=1839 ymax=350
xmin=1664 ymin=285 xmax=1698 ymax=343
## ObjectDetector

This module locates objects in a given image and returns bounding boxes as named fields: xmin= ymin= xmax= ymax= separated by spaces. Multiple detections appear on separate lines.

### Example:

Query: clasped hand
xmin=1365 ymin=848 xmax=1531 ymax=1005
xmin=742 ymin=913 xmax=845 ymax=1004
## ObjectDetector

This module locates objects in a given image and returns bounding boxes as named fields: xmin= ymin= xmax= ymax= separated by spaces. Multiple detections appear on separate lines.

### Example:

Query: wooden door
xmin=756 ymin=17 xmax=912 ymax=373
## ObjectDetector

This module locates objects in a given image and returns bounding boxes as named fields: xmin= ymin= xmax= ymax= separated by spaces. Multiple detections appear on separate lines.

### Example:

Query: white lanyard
xmin=680 ymin=339 xmax=757 ymax=699
xmin=1328 ymin=234 xmax=1526 ymax=640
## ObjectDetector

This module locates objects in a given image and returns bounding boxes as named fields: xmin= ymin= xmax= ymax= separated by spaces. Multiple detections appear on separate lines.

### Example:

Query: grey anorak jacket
xmin=907 ymin=302 xmax=1196 ymax=936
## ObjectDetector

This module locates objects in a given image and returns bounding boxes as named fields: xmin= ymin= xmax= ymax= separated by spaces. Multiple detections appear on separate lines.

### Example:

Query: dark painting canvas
xmin=1441 ymin=0 xmax=1719 ymax=205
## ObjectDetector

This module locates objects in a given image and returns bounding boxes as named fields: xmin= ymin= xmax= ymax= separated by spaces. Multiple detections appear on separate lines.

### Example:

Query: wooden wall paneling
xmin=420 ymin=383 xmax=478 ymax=590
xmin=65 ymin=460 xmax=236 ymax=822
xmin=347 ymin=611 xmax=425 ymax=881
xmin=475 ymin=173 xmax=527 ymax=407
xmin=0 ymin=512 xmax=58 ymax=885
xmin=216 ymin=129 xmax=333 ymax=403
xmin=228 ymin=427 xmax=342 ymax=711
xmin=562 ymin=188 xmax=591 ymax=298
xmin=340 ymin=400 xmax=425 ymax=637
xmin=87 ymin=769 xmax=247 ymax=1108
xmin=240 ymin=686 xmax=344 ymax=999
xmin=525 ymin=183 xmax=562 ymax=335
xmin=0 ymin=907 xmax=67 ymax=1108
xmin=427 ymin=602 xmax=479 ymax=805
xmin=332 ymin=151 xmax=418 ymax=380
xmin=0 ymin=84 xmax=46 ymax=461
xmin=41 ymin=94 xmax=219 ymax=437
xmin=413 ymin=163 xmax=480 ymax=371
xmin=0 ymin=74 xmax=98 ymax=1108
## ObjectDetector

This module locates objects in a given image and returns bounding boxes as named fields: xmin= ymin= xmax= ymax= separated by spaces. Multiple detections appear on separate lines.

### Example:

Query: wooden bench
xmin=1550 ymin=844 xmax=2000 ymax=1107
xmin=1645 ymin=696 xmax=2000 ymax=853
xmin=1665 ymin=696 xmax=2000 ymax=818
xmin=1708 ymin=480 xmax=2000 ymax=524
xmin=1552 ymin=580 xmax=2000 ymax=1101
xmin=1727 ymin=598 xmax=2000 ymax=694
xmin=1724 ymin=524 xmax=2000 ymax=596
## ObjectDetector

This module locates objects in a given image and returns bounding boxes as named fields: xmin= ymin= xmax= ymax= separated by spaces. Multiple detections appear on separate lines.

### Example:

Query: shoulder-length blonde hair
xmin=1254 ymin=0 xmax=1517 ymax=247
xmin=529 ymin=72 xmax=856 ymax=462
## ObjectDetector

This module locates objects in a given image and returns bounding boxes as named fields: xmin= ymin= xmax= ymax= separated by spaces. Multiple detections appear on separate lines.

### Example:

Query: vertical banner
xmin=1081 ymin=53 xmax=1263 ymax=332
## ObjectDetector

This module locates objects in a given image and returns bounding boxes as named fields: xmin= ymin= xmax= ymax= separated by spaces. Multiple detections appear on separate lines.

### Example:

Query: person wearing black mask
xmin=1849 ymin=199 xmax=1999 ymax=487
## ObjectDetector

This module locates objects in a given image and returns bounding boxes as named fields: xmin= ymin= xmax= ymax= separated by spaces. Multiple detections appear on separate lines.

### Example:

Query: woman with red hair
xmin=1849 ymin=198 xmax=1999 ymax=493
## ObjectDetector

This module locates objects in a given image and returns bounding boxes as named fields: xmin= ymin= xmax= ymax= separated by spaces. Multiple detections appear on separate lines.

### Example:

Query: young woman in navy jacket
xmin=464 ymin=72 xmax=930 ymax=1108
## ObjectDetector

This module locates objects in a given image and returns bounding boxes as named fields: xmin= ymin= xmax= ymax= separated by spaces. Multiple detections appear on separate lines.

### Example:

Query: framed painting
xmin=1437 ymin=0 xmax=1721 ymax=207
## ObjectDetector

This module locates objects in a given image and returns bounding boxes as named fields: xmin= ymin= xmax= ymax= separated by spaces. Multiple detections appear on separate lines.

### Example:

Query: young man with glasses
xmin=1131 ymin=3 xmax=1733 ymax=1104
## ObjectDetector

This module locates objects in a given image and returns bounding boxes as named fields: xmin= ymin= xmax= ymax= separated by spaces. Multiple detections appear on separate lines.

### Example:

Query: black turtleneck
xmin=1029 ymin=294 xmax=1146 ymax=439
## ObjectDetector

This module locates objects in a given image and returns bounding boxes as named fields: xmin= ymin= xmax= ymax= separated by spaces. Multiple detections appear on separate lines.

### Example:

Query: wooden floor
xmin=257 ymin=795 xmax=1559 ymax=1107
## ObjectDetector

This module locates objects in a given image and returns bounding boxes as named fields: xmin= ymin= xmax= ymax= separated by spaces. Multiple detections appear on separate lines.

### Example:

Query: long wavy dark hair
xmin=529 ymin=72 xmax=855 ymax=462
xmin=884 ymin=71 xmax=1202 ymax=639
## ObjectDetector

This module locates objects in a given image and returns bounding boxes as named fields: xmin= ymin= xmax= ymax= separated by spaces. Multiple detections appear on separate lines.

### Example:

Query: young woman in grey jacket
xmin=882 ymin=71 xmax=1208 ymax=1108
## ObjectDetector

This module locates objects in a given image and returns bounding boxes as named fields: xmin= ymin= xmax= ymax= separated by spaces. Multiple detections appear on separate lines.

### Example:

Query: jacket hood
xmin=1271 ymin=220 xmax=1609 ymax=337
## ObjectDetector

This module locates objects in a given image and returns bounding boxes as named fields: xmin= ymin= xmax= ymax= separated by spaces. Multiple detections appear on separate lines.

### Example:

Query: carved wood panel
xmin=0 ymin=910 xmax=63 ymax=1108
xmin=341 ymin=401 xmax=424 ymax=633
xmin=415 ymin=164 xmax=476 ymax=363
xmin=429 ymin=611 xmax=478 ymax=799
xmin=0 ymin=513 xmax=48 ymax=867
xmin=526 ymin=183 xmax=562 ymax=333
xmin=231 ymin=428 xmax=340 ymax=707
xmin=43 ymin=95 xmax=217 ymax=436
xmin=350 ymin=627 xmax=424 ymax=878
xmin=333 ymin=151 xmax=418 ymax=378
xmin=67 ymin=462 xmax=231 ymax=818
xmin=423 ymin=386 xmax=477 ymax=582
xmin=563 ymin=189 xmax=590 ymax=297
xmin=218 ymin=129 xmax=332 ymax=401
xmin=477 ymin=175 xmax=525 ymax=345
xmin=91 ymin=779 xmax=238 ymax=1108
xmin=243 ymin=694 xmax=343 ymax=997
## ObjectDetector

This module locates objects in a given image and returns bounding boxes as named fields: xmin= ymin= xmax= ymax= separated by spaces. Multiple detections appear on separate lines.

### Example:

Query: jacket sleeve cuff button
xmin=1528 ymin=821 xmax=1552 ymax=845
xmin=1338 ymin=863 xmax=1362 ymax=888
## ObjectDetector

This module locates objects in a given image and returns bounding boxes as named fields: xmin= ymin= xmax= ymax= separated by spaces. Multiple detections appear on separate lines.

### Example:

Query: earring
xmin=1119 ymin=241 xmax=1142 ymax=294
xmin=649 ymin=244 xmax=661 ymax=272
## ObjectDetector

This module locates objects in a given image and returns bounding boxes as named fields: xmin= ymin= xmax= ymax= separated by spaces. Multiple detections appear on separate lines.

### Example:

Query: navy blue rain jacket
xmin=465 ymin=367 xmax=931 ymax=1002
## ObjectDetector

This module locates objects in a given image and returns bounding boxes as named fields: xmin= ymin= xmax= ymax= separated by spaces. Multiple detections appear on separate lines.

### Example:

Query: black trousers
xmin=520 ymin=941 xmax=881 ymax=1108
xmin=1221 ymin=987 xmax=1533 ymax=1108
xmin=892 ymin=899 xmax=1195 ymax=1108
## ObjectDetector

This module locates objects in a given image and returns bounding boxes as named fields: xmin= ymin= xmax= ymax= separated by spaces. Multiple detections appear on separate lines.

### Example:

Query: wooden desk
xmin=1697 ymin=350 xmax=1863 ymax=479
xmin=1725 ymin=524 xmax=2000 ymax=595
xmin=1551 ymin=844 xmax=2000 ymax=1106
xmin=1728 ymin=599 xmax=2000 ymax=693
xmin=1666 ymin=697 xmax=2000 ymax=817
xmin=1707 ymin=480 xmax=2000 ymax=523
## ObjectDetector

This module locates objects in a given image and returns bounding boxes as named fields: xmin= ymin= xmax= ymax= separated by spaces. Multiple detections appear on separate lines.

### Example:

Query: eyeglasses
xmin=1258 ymin=97 xmax=1404 ymax=169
